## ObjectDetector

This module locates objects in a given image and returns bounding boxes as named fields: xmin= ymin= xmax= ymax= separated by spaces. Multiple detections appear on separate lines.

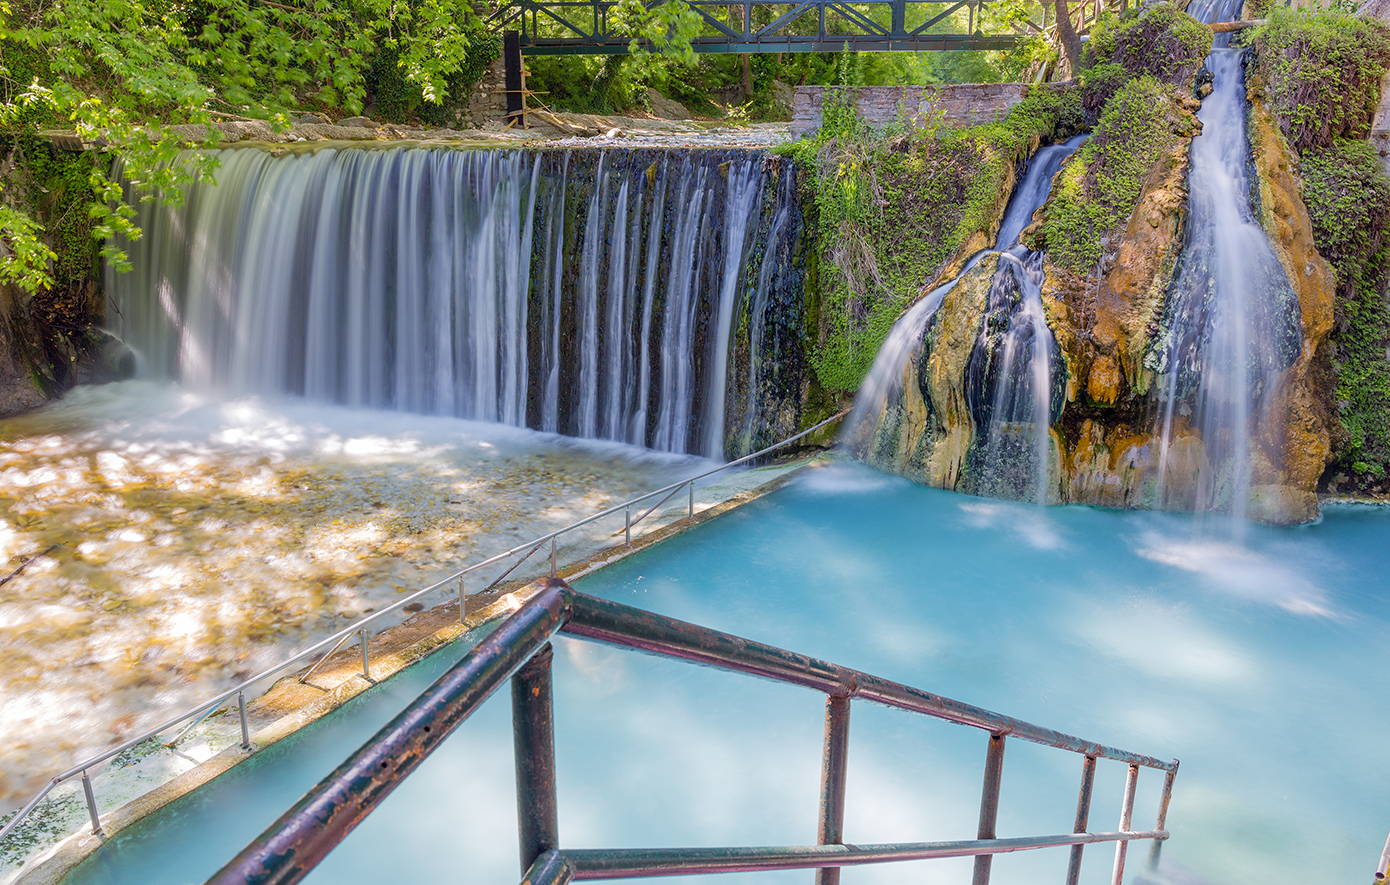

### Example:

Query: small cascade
xmin=965 ymin=249 xmax=1064 ymax=504
xmin=1149 ymin=24 xmax=1302 ymax=518
xmin=107 ymin=146 xmax=799 ymax=460
xmin=847 ymin=135 xmax=1085 ymax=503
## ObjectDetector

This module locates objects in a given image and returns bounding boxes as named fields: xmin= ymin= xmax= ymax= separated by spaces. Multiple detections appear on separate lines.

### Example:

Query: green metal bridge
xmin=487 ymin=0 xmax=1026 ymax=55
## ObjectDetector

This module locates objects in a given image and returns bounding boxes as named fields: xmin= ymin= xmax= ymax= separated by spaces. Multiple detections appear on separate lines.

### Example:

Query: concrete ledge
xmin=791 ymin=83 xmax=1031 ymax=138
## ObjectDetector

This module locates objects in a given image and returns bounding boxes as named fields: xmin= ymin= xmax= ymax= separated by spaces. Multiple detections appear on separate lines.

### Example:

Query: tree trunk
xmin=1054 ymin=0 xmax=1082 ymax=80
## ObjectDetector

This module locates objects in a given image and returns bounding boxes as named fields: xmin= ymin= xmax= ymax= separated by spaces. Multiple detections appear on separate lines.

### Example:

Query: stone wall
xmin=790 ymin=83 xmax=1030 ymax=138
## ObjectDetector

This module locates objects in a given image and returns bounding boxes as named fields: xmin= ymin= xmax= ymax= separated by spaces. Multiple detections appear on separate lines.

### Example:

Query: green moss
xmin=1087 ymin=2 xmax=1213 ymax=89
xmin=1253 ymin=9 xmax=1390 ymax=154
xmin=781 ymin=85 xmax=1081 ymax=393
xmin=1038 ymin=76 xmax=1182 ymax=273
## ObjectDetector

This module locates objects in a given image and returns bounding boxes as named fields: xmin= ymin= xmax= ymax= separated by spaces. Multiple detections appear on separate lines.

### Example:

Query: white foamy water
xmin=0 ymin=381 xmax=711 ymax=813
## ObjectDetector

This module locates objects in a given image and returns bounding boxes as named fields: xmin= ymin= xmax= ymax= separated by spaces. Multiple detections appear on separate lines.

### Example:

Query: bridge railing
xmin=490 ymin=0 xmax=1025 ymax=53
xmin=209 ymin=578 xmax=1179 ymax=885
xmin=0 ymin=412 xmax=844 ymax=859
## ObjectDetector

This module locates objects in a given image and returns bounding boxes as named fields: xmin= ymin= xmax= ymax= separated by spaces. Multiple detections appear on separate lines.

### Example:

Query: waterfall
xmin=847 ymin=135 xmax=1085 ymax=503
xmin=1150 ymin=16 xmax=1302 ymax=518
xmin=107 ymin=146 xmax=800 ymax=460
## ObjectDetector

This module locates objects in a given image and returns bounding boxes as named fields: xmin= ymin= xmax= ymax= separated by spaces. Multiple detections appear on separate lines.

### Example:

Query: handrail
xmin=0 ymin=411 xmax=845 ymax=849
xmin=1377 ymin=827 xmax=1390 ymax=882
xmin=207 ymin=579 xmax=1179 ymax=885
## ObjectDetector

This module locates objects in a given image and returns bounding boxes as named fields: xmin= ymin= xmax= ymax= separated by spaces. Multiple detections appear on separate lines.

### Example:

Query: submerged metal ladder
xmin=208 ymin=577 xmax=1178 ymax=885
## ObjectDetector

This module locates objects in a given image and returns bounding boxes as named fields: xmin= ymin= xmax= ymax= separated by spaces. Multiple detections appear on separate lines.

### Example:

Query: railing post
xmin=1066 ymin=755 xmax=1097 ymax=885
xmin=80 ymin=771 xmax=103 ymax=837
xmin=1377 ymin=826 xmax=1390 ymax=883
xmin=513 ymin=643 xmax=559 ymax=873
xmin=359 ymin=628 xmax=370 ymax=680
xmin=625 ymin=506 xmax=631 ymax=546
xmin=459 ymin=576 xmax=466 ymax=623
xmin=688 ymin=481 xmax=694 ymax=519
xmin=971 ymin=733 xmax=1006 ymax=885
xmin=1148 ymin=760 xmax=1178 ymax=869
xmin=1111 ymin=763 xmax=1139 ymax=885
xmin=551 ymin=537 xmax=557 ymax=576
xmin=814 ymin=695 xmax=852 ymax=885
xmin=238 ymin=691 xmax=251 ymax=751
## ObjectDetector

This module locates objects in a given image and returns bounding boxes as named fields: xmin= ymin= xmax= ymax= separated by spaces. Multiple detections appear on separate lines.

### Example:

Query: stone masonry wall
xmin=790 ymin=83 xmax=1030 ymax=137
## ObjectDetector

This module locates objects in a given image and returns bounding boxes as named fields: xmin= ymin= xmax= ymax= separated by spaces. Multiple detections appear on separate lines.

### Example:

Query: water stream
xmin=1149 ymin=7 xmax=1302 ymax=521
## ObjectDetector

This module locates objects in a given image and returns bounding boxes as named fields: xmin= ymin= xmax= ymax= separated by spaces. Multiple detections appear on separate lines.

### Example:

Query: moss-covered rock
xmin=0 ymin=139 xmax=112 ymax=414
xmin=1034 ymin=77 xmax=1201 ymax=274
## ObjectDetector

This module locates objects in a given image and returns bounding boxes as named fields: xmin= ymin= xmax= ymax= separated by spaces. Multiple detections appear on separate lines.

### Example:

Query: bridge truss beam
xmin=488 ymin=0 xmax=1024 ymax=54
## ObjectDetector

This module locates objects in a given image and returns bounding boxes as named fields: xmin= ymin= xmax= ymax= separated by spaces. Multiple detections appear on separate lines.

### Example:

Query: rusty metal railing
xmin=0 ymin=411 xmax=844 ymax=855
xmin=208 ymin=578 xmax=1179 ymax=885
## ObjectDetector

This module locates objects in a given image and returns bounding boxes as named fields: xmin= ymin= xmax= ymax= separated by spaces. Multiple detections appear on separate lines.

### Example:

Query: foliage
xmin=0 ymin=0 xmax=497 ymax=291
xmin=1301 ymin=139 xmax=1390 ymax=484
xmin=370 ymin=35 xmax=501 ymax=125
xmin=1086 ymin=2 xmax=1212 ymax=88
xmin=1038 ymin=76 xmax=1181 ymax=271
xmin=780 ymin=84 xmax=1080 ymax=391
xmin=1253 ymin=8 xmax=1390 ymax=153
xmin=1084 ymin=3 xmax=1217 ymax=87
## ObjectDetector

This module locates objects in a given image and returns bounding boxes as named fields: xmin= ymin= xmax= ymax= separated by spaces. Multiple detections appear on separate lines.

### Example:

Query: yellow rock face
xmin=1246 ymin=101 xmax=1337 ymax=523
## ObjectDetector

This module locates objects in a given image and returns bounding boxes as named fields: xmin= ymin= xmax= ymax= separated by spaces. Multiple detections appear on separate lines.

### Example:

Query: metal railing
xmin=0 ymin=412 xmax=844 ymax=851
xmin=1377 ymin=828 xmax=1390 ymax=883
xmin=208 ymin=578 xmax=1179 ymax=885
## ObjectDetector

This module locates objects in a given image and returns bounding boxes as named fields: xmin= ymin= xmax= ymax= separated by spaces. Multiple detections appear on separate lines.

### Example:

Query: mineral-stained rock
xmin=1246 ymin=100 xmax=1337 ymax=523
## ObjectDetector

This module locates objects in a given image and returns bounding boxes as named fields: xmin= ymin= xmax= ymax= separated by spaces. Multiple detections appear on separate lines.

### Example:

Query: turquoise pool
xmin=63 ymin=462 xmax=1390 ymax=885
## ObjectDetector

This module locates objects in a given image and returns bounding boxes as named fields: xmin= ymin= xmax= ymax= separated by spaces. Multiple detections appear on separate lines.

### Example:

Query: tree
xmin=0 ymin=0 xmax=495 ymax=292
xmin=1054 ymin=0 xmax=1083 ymax=78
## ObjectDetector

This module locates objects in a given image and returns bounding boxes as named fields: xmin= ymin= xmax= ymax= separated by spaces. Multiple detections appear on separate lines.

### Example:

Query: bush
xmin=1300 ymin=139 xmax=1390 ymax=482
xmin=1254 ymin=9 xmax=1390 ymax=153
xmin=1087 ymin=3 xmax=1213 ymax=88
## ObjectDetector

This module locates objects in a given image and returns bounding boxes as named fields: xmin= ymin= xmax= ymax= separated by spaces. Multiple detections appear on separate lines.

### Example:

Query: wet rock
xmin=1247 ymin=100 xmax=1336 ymax=520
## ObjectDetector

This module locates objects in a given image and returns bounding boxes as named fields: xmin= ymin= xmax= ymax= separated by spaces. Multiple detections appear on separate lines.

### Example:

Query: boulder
xmin=645 ymin=89 xmax=690 ymax=121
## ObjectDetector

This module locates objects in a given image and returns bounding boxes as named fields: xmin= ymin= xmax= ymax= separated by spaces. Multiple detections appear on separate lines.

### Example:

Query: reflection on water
xmin=55 ymin=461 xmax=1390 ymax=885
xmin=0 ymin=381 xmax=706 ymax=813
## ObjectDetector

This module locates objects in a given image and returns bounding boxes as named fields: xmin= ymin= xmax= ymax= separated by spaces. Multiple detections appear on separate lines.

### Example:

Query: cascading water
xmin=107 ymin=146 xmax=799 ymax=460
xmin=1149 ymin=6 xmax=1303 ymax=520
xmin=847 ymin=135 xmax=1085 ymax=503
xmin=964 ymin=248 xmax=1065 ymax=504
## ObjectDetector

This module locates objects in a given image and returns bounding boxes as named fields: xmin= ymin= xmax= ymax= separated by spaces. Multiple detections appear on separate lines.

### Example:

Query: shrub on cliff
xmin=1300 ymin=139 xmax=1390 ymax=486
xmin=1087 ymin=3 xmax=1213 ymax=89
xmin=1254 ymin=9 xmax=1390 ymax=153
xmin=1038 ymin=76 xmax=1185 ymax=272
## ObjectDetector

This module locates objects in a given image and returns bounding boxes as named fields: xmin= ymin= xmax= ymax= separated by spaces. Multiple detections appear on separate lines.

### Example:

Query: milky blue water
xmin=62 ymin=462 xmax=1390 ymax=885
